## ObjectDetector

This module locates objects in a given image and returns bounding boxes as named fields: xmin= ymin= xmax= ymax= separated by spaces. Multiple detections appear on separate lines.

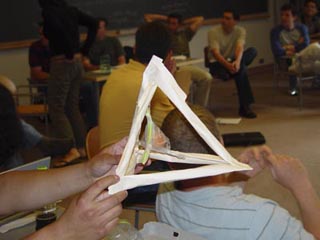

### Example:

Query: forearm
xmin=24 ymin=219 xmax=68 ymax=240
xmin=293 ymin=180 xmax=320 ymax=239
xmin=30 ymin=70 xmax=49 ymax=81
xmin=212 ymin=50 xmax=230 ymax=68
xmin=183 ymin=16 xmax=204 ymax=31
xmin=0 ymin=163 xmax=92 ymax=215
xmin=83 ymin=60 xmax=99 ymax=71
xmin=144 ymin=14 xmax=167 ymax=23
xmin=118 ymin=56 xmax=126 ymax=65
xmin=234 ymin=44 xmax=244 ymax=63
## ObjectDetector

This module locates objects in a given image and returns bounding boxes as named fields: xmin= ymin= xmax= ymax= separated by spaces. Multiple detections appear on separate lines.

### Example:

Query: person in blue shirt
xmin=270 ymin=3 xmax=310 ymax=96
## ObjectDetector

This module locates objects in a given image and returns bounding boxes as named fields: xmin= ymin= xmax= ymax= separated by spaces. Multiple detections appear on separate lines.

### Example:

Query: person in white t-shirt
xmin=208 ymin=9 xmax=257 ymax=118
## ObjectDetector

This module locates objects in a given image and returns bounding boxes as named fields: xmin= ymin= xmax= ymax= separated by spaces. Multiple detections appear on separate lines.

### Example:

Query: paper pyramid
xmin=108 ymin=56 xmax=251 ymax=194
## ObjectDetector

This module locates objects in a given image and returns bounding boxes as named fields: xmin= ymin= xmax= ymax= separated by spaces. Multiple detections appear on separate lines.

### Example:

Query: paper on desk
xmin=0 ymin=212 xmax=37 ymax=233
xmin=108 ymin=56 xmax=251 ymax=194
xmin=216 ymin=118 xmax=242 ymax=125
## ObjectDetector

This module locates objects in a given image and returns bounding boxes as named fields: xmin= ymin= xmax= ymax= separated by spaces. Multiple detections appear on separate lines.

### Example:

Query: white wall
xmin=0 ymin=0 xmax=285 ymax=86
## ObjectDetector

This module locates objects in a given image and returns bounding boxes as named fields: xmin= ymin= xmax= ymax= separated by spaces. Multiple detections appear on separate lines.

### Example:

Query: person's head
xmin=135 ymin=21 xmax=172 ymax=64
xmin=167 ymin=13 xmax=183 ymax=32
xmin=161 ymin=105 xmax=224 ymax=190
xmin=303 ymin=0 xmax=319 ymax=18
xmin=38 ymin=0 xmax=67 ymax=8
xmin=0 ymin=84 xmax=23 ymax=166
xmin=280 ymin=4 xmax=297 ymax=29
xmin=0 ymin=75 xmax=16 ymax=95
xmin=96 ymin=17 xmax=108 ymax=40
xmin=221 ymin=9 xmax=240 ymax=33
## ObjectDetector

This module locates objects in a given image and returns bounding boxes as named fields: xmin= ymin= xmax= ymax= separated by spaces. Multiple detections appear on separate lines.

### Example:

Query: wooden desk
xmin=0 ymin=207 xmax=65 ymax=240
xmin=84 ymin=70 xmax=110 ymax=83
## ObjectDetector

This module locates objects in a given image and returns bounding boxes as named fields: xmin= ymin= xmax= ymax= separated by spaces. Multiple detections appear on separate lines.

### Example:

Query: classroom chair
xmin=15 ymin=84 xmax=49 ymax=128
xmin=273 ymin=56 xmax=318 ymax=109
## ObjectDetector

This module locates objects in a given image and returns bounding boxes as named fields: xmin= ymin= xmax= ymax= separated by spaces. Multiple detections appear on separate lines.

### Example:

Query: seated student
xmin=0 ymin=152 xmax=127 ymax=240
xmin=207 ymin=9 xmax=257 ymax=118
xmin=0 ymin=78 xmax=73 ymax=170
xmin=271 ymin=4 xmax=310 ymax=96
xmin=301 ymin=0 xmax=320 ymax=40
xmin=28 ymin=22 xmax=99 ymax=133
xmin=99 ymin=21 xmax=176 ymax=153
xmin=83 ymin=17 xmax=126 ymax=71
xmin=144 ymin=13 xmax=213 ymax=108
xmin=157 ymin=105 xmax=319 ymax=239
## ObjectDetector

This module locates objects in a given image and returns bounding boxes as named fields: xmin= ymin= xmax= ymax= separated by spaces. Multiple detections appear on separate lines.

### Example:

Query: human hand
xmin=86 ymin=153 xmax=120 ymax=181
xmin=265 ymin=154 xmax=310 ymax=194
xmin=164 ymin=51 xmax=177 ymax=74
xmin=226 ymin=62 xmax=237 ymax=74
xmin=49 ymin=175 xmax=127 ymax=240
xmin=232 ymin=60 xmax=241 ymax=72
xmin=237 ymin=145 xmax=273 ymax=178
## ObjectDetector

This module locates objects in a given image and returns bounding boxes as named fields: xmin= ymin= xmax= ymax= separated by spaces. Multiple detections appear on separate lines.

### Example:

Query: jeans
xmin=276 ymin=57 xmax=297 ymax=91
xmin=209 ymin=47 xmax=257 ymax=108
xmin=48 ymin=58 xmax=87 ymax=148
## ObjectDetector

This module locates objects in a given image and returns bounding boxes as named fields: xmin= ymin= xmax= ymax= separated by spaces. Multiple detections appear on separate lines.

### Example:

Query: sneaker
xmin=288 ymin=89 xmax=298 ymax=96
xmin=239 ymin=107 xmax=257 ymax=119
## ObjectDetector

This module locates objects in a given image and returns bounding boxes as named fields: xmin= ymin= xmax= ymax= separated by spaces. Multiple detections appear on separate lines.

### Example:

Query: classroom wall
xmin=0 ymin=0 xmax=287 ymax=87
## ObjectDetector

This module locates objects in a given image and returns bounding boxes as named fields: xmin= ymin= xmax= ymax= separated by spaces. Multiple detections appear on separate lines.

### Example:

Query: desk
xmin=1 ymin=207 xmax=64 ymax=240
xmin=84 ymin=70 xmax=110 ymax=83
xmin=176 ymin=58 xmax=204 ymax=67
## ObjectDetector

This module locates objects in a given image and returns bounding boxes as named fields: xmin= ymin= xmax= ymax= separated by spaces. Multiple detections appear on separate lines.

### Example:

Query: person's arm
xmin=117 ymin=56 xmax=126 ymax=65
xmin=28 ymin=45 xmax=49 ymax=81
xmin=0 ymin=153 xmax=119 ymax=216
xmin=211 ymin=48 xmax=236 ymax=74
xmin=144 ymin=13 xmax=167 ymax=23
xmin=270 ymin=27 xmax=286 ymax=58
xmin=82 ymin=56 xmax=99 ymax=71
xmin=232 ymin=42 xmax=244 ymax=72
xmin=295 ymin=24 xmax=310 ymax=52
xmin=183 ymin=16 xmax=204 ymax=32
xmin=30 ymin=67 xmax=49 ymax=81
xmin=24 ymin=175 xmax=127 ymax=240
xmin=266 ymin=154 xmax=320 ymax=239
xmin=113 ymin=37 xmax=126 ymax=65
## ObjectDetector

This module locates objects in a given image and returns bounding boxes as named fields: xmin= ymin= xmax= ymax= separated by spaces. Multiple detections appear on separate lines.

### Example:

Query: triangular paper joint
xmin=108 ymin=56 xmax=251 ymax=194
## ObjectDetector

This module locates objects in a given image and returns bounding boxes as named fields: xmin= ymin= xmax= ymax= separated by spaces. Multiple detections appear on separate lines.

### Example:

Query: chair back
xmin=86 ymin=126 xmax=100 ymax=160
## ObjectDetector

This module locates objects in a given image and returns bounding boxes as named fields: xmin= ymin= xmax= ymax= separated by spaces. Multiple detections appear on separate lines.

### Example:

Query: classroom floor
xmin=22 ymin=66 xmax=320 ymax=229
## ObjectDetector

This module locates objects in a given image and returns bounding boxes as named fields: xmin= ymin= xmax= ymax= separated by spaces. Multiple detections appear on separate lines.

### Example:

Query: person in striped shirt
xmin=157 ymin=105 xmax=319 ymax=239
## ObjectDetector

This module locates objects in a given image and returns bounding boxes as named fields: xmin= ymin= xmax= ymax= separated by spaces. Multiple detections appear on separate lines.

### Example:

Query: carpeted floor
xmin=209 ymin=68 xmax=320 ymax=219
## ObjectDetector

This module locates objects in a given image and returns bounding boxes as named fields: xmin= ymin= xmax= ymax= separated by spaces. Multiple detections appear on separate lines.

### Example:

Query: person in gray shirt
xmin=83 ymin=17 xmax=125 ymax=71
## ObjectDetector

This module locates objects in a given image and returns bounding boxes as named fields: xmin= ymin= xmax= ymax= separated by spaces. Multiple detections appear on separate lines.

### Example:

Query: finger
xmin=96 ymin=191 xmax=127 ymax=216
xmin=82 ymin=175 xmax=120 ymax=202
xmin=98 ymin=202 xmax=123 ymax=222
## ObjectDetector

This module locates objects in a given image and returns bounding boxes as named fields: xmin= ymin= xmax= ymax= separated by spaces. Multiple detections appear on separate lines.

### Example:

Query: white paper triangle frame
xmin=108 ymin=56 xmax=251 ymax=194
